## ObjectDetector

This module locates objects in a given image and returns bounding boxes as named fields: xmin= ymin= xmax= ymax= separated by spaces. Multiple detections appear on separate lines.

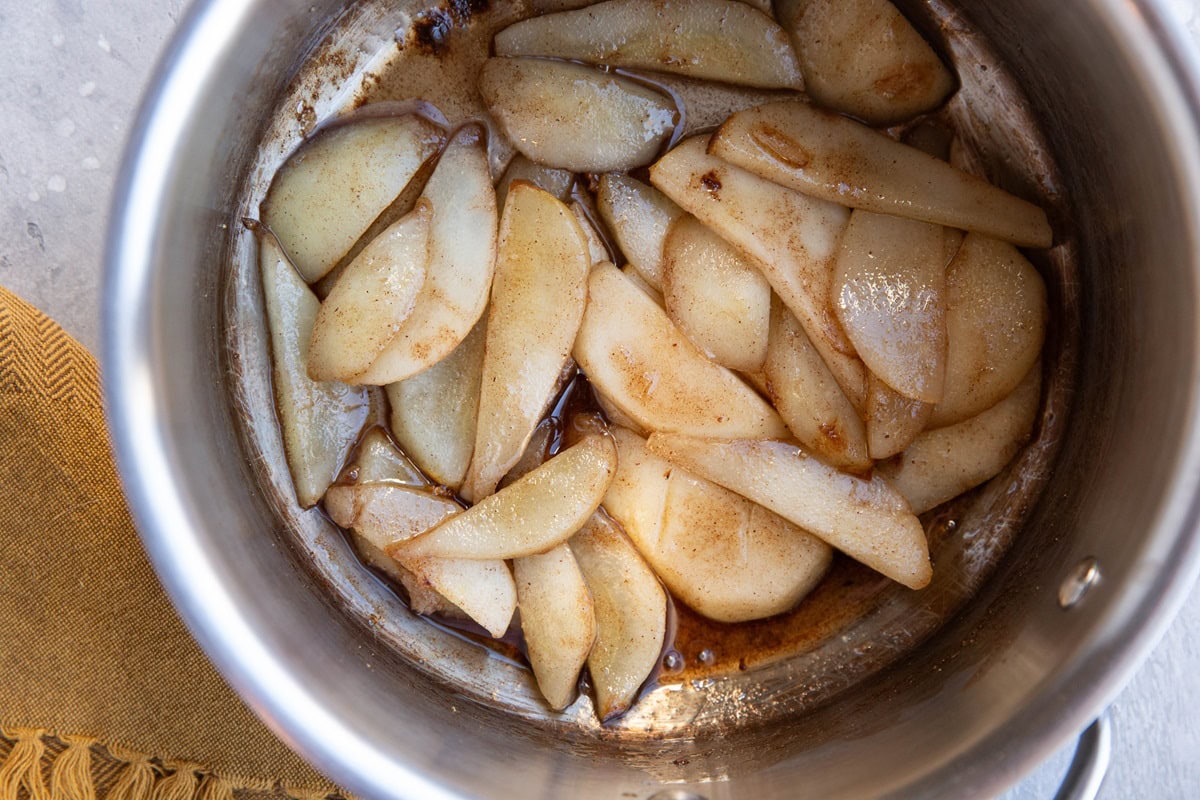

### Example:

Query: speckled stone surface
xmin=0 ymin=1 xmax=1196 ymax=797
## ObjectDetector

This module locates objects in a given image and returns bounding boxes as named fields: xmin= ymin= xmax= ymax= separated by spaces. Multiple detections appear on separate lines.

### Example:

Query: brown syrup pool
xmin=223 ymin=0 xmax=1078 ymax=734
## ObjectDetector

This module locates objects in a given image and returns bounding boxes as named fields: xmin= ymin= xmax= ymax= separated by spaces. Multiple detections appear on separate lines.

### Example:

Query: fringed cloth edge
xmin=0 ymin=729 xmax=346 ymax=800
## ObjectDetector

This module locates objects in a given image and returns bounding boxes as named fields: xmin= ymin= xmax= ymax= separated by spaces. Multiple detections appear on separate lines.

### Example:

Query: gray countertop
xmin=1 ymin=1 xmax=1197 ymax=797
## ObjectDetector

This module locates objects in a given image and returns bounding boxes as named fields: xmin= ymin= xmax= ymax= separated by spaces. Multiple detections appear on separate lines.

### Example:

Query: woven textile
xmin=0 ymin=285 xmax=340 ymax=800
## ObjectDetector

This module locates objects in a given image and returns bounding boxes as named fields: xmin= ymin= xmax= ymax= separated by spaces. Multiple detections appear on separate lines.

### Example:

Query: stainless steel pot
xmin=104 ymin=1 xmax=1200 ymax=797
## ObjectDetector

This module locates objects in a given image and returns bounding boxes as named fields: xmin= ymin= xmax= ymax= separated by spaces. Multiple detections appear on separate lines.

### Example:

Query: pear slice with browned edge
xmin=833 ymin=210 xmax=947 ymax=403
xmin=604 ymin=428 xmax=832 ymax=622
xmin=333 ymin=430 xmax=455 ymax=618
xmin=259 ymin=233 xmax=369 ymax=508
xmin=763 ymin=298 xmax=871 ymax=472
xmin=879 ymin=364 xmax=1041 ymax=514
xmin=262 ymin=115 xmax=444 ymax=283
xmin=496 ymin=154 xmax=575 ymax=210
xmin=596 ymin=174 xmax=685 ymax=292
xmin=479 ymin=58 xmax=677 ymax=173
xmin=399 ymin=434 xmax=617 ymax=560
xmin=307 ymin=201 xmax=431 ymax=382
xmin=514 ymin=545 xmax=597 ymax=710
xmin=494 ymin=0 xmax=803 ymax=90
xmin=649 ymin=136 xmax=865 ymax=409
xmin=574 ymin=263 xmax=788 ymax=440
xmin=710 ymin=102 xmax=1052 ymax=248
xmin=866 ymin=375 xmax=933 ymax=460
xmin=930 ymin=233 xmax=1047 ymax=428
xmin=646 ymin=433 xmax=931 ymax=589
xmin=346 ymin=426 xmax=428 ymax=487
xmin=355 ymin=126 xmax=498 ymax=385
xmin=385 ymin=317 xmax=486 ymax=491
xmin=662 ymin=216 xmax=771 ymax=372
xmin=569 ymin=512 xmax=667 ymax=721
xmin=571 ymin=201 xmax=612 ymax=266
xmin=325 ymin=483 xmax=516 ymax=637
xmin=776 ymin=0 xmax=955 ymax=125
xmin=460 ymin=183 xmax=590 ymax=502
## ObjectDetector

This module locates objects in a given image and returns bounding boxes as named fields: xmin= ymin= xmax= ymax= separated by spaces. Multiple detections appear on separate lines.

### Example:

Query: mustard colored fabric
xmin=0 ymin=284 xmax=340 ymax=800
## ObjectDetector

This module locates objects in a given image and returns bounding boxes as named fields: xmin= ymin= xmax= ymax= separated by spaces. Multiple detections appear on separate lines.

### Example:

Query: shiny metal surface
xmin=103 ymin=0 xmax=1200 ymax=798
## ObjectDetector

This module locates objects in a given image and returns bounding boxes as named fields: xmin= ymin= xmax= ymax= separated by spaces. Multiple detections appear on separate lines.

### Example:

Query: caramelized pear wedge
xmin=604 ymin=428 xmax=832 ymax=623
xmin=662 ymin=216 xmax=772 ymax=372
xmin=259 ymin=233 xmax=368 ymax=508
xmin=879 ymin=364 xmax=1041 ymax=514
xmin=514 ymin=545 xmax=597 ymax=710
xmin=479 ymin=58 xmax=677 ymax=173
xmin=569 ymin=512 xmax=668 ymax=721
xmin=460 ymin=183 xmax=590 ymax=502
xmin=930 ymin=233 xmax=1048 ymax=428
xmin=710 ymin=102 xmax=1052 ymax=248
xmin=574 ymin=263 xmax=789 ymax=440
xmin=386 ymin=318 xmax=486 ymax=491
xmin=775 ymin=0 xmax=955 ymax=125
xmin=326 ymin=483 xmax=517 ymax=637
xmin=398 ymin=434 xmax=617 ymax=560
xmin=495 ymin=154 xmax=574 ymax=209
xmin=649 ymin=136 xmax=865 ymax=409
xmin=356 ymin=126 xmax=498 ymax=385
xmin=866 ymin=374 xmax=933 ymax=460
xmin=262 ymin=115 xmax=444 ymax=283
xmin=646 ymin=433 xmax=932 ymax=589
xmin=833 ymin=210 xmax=947 ymax=403
xmin=596 ymin=174 xmax=685 ymax=292
xmin=763 ymin=298 xmax=871 ymax=473
xmin=494 ymin=0 xmax=803 ymax=90
xmin=347 ymin=426 xmax=428 ymax=486
xmin=571 ymin=201 xmax=612 ymax=266
xmin=307 ymin=201 xmax=431 ymax=382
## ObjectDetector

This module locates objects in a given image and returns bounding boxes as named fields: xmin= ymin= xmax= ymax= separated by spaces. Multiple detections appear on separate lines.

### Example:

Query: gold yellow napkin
xmin=0 ymin=285 xmax=340 ymax=800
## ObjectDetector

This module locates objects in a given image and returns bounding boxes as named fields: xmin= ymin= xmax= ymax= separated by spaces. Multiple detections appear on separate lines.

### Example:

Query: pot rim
xmin=102 ymin=1 xmax=1200 ymax=798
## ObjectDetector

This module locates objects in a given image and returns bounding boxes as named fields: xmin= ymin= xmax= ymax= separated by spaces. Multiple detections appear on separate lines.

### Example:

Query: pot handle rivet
xmin=1058 ymin=556 xmax=1101 ymax=609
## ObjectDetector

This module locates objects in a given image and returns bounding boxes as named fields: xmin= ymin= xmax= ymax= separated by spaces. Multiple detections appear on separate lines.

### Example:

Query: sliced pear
xmin=763 ymin=298 xmax=870 ymax=472
xmin=646 ymin=433 xmax=931 ymax=589
xmin=574 ymin=263 xmax=788 ymax=440
xmin=495 ymin=154 xmax=575 ymax=209
xmin=499 ymin=419 xmax=557 ymax=489
xmin=307 ymin=201 xmax=431 ymax=382
xmin=879 ymin=364 xmax=1041 ymax=514
xmin=604 ymin=428 xmax=832 ymax=623
xmin=620 ymin=265 xmax=666 ymax=310
xmin=514 ymin=545 xmax=597 ymax=710
xmin=865 ymin=374 xmax=932 ymax=460
xmin=648 ymin=74 xmax=799 ymax=141
xmin=833 ymin=210 xmax=947 ymax=403
xmin=385 ymin=317 xmax=486 ymax=491
xmin=594 ymin=388 xmax=648 ymax=436
xmin=494 ymin=0 xmax=803 ymax=90
xmin=325 ymin=483 xmax=516 ymax=636
xmin=398 ymin=435 xmax=617 ymax=560
xmin=460 ymin=183 xmax=590 ymax=502
xmin=710 ymin=101 xmax=1052 ymax=248
xmin=776 ymin=0 xmax=955 ymax=125
xmin=930 ymin=233 xmax=1048 ymax=428
xmin=262 ymin=115 xmax=444 ymax=283
xmin=569 ymin=512 xmax=667 ymax=721
xmin=649 ymin=136 xmax=865 ymax=409
xmin=355 ymin=126 xmax=498 ymax=385
xmin=479 ymin=58 xmax=677 ymax=173
xmin=571 ymin=201 xmax=612 ymax=266
xmin=662 ymin=216 xmax=771 ymax=372
xmin=346 ymin=427 xmax=428 ymax=486
xmin=259 ymin=233 xmax=369 ymax=508
xmin=596 ymin=174 xmax=685 ymax=292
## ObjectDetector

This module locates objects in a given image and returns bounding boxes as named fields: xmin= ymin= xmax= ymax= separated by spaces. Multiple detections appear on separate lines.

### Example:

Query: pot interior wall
xmin=119 ymin=0 xmax=1200 ymax=798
